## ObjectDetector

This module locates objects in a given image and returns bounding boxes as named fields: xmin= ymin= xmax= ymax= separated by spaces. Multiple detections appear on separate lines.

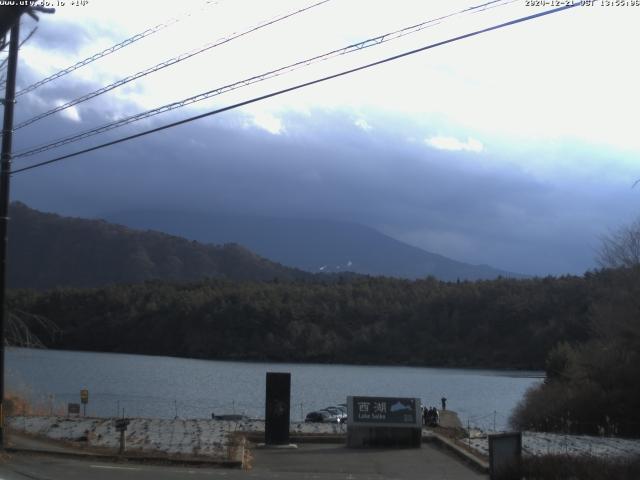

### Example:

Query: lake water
xmin=6 ymin=347 xmax=543 ymax=431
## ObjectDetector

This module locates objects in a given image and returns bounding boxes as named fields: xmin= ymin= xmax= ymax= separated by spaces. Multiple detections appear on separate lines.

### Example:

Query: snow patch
xmin=8 ymin=416 xmax=345 ymax=459
xmin=466 ymin=431 xmax=640 ymax=459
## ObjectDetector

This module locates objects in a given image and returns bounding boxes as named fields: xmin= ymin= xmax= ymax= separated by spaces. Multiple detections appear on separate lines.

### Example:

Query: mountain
xmin=103 ymin=210 xmax=523 ymax=281
xmin=7 ymin=202 xmax=312 ymax=289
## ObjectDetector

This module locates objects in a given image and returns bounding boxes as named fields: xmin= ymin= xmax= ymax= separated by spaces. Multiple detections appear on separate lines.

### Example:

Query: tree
xmin=597 ymin=217 xmax=640 ymax=268
xmin=6 ymin=310 xmax=59 ymax=348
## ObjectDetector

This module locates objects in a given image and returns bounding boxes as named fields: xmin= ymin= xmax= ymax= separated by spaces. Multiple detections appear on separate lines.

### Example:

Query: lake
xmin=6 ymin=347 xmax=543 ymax=430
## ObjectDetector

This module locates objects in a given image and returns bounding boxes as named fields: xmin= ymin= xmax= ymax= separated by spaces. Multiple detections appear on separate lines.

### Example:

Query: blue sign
xmin=352 ymin=396 xmax=418 ymax=424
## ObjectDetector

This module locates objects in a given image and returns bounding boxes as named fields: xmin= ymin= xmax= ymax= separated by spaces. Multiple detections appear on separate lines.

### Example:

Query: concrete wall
xmin=347 ymin=426 xmax=422 ymax=448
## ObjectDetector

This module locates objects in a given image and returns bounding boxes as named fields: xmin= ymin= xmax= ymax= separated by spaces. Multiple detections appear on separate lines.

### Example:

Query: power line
xmin=13 ymin=0 xmax=331 ymax=130
xmin=11 ymin=3 xmax=580 ymax=176
xmin=0 ymin=25 xmax=38 ymax=90
xmin=13 ymin=0 xmax=512 ymax=159
xmin=13 ymin=0 xmax=220 ymax=97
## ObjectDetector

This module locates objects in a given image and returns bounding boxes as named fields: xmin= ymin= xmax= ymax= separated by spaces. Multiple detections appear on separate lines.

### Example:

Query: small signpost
xmin=80 ymin=389 xmax=89 ymax=417
xmin=347 ymin=396 xmax=422 ymax=448
xmin=115 ymin=418 xmax=130 ymax=454
xmin=67 ymin=403 xmax=80 ymax=416
xmin=115 ymin=418 xmax=130 ymax=430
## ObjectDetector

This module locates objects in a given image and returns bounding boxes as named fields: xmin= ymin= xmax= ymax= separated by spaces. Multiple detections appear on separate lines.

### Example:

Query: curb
xmin=4 ymin=446 xmax=243 ymax=469
xmin=244 ymin=433 xmax=346 ymax=444
xmin=425 ymin=433 xmax=489 ymax=473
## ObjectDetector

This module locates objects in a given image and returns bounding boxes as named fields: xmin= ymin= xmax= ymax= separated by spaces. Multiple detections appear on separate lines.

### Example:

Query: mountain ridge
xmin=104 ymin=210 xmax=524 ymax=281
xmin=7 ymin=202 xmax=313 ymax=289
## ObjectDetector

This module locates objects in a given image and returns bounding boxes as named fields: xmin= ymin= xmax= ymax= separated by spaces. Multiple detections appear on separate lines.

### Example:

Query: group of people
xmin=421 ymin=397 xmax=446 ymax=427
xmin=422 ymin=406 xmax=439 ymax=426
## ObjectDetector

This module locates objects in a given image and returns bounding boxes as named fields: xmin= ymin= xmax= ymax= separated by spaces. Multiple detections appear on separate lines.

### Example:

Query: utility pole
xmin=0 ymin=18 xmax=20 ymax=449
xmin=0 ymin=5 xmax=53 ymax=449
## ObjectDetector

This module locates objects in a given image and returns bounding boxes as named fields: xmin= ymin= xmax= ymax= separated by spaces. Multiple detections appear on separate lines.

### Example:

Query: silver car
xmin=305 ymin=404 xmax=347 ymax=423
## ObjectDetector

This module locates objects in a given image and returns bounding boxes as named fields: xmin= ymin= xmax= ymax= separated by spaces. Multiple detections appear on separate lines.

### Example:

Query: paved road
xmin=0 ymin=453 xmax=225 ymax=480
xmin=0 ymin=443 xmax=487 ymax=480
xmin=250 ymin=442 xmax=487 ymax=479
xmin=7 ymin=432 xmax=98 ymax=455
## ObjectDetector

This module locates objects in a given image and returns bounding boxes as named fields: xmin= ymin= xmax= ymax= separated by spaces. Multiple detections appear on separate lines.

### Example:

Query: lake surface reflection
xmin=6 ymin=347 xmax=543 ymax=430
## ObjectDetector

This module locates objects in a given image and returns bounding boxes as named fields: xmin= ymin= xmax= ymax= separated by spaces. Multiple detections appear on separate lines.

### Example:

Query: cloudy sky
xmin=4 ymin=0 xmax=640 ymax=276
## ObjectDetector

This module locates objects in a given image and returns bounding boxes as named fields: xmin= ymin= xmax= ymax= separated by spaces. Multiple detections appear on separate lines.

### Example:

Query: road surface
xmin=0 ymin=442 xmax=487 ymax=480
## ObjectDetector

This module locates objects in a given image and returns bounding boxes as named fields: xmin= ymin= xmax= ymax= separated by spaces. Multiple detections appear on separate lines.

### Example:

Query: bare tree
xmin=597 ymin=217 xmax=640 ymax=268
xmin=6 ymin=310 xmax=60 ymax=348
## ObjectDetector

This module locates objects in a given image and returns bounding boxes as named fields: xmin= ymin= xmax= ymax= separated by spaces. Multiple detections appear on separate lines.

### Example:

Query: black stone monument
xmin=265 ymin=372 xmax=291 ymax=445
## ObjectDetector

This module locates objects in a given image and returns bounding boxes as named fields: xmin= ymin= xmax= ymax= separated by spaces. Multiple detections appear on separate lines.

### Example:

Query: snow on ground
xmin=466 ymin=431 xmax=640 ymax=459
xmin=13 ymin=415 xmax=639 ymax=461
xmin=7 ymin=416 xmax=345 ymax=459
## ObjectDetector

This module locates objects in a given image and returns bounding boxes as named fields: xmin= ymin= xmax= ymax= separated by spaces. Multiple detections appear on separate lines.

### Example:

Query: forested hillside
xmin=510 ymin=266 xmax=640 ymax=437
xmin=8 ymin=271 xmax=606 ymax=369
xmin=8 ymin=202 xmax=311 ymax=289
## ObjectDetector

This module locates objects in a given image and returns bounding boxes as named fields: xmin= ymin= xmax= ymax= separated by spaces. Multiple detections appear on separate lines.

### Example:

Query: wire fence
xmin=457 ymin=407 xmax=640 ymax=455
xmin=463 ymin=410 xmax=509 ymax=432
xmin=11 ymin=390 xmax=338 ymax=424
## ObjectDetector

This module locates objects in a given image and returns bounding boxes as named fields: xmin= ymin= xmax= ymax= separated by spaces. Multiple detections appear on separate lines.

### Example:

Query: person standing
xmin=441 ymin=397 xmax=447 ymax=411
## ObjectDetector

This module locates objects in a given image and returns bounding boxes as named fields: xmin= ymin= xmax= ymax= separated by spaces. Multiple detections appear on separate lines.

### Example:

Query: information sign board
xmin=349 ymin=396 xmax=420 ymax=426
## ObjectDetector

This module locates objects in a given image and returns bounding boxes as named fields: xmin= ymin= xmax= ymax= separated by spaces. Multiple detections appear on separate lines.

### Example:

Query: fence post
xmin=119 ymin=428 xmax=126 ymax=454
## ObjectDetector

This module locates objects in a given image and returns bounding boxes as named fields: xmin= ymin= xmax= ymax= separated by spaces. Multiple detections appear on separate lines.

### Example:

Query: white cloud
xmin=55 ymin=101 xmax=81 ymax=123
xmin=425 ymin=136 xmax=483 ymax=153
xmin=354 ymin=118 xmax=372 ymax=131
xmin=22 ymin=1 xmax=640 ymax=155
xmin=251 ymin=112 xmax=284 ymax=135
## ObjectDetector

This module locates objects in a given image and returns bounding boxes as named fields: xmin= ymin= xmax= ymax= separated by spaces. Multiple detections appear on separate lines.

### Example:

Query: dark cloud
xmin=8 ymin=68 xmax=638 ymax=277
xmin=24 ymin=16 xmax=117 ymax=56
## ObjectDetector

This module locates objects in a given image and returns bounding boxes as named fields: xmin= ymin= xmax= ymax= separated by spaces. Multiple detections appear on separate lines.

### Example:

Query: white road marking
xmin=90 ymin=464 xmax=142 ymax=471
xmin=186 ymin=471 xmax=228 ymax=476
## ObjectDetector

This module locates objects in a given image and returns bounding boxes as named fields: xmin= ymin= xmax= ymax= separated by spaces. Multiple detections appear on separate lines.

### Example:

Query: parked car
xmin=305 ymin=404 xmax=348 ymax=423
xmin=331 ymin=404 xmax=348 ymax=423
xmin=305 ymin=409 xmax=333 ymax=423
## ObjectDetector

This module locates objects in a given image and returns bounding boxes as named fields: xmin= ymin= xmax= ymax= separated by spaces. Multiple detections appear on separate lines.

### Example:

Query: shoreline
xmin=7 ymin=346 xmax=546 ymax=375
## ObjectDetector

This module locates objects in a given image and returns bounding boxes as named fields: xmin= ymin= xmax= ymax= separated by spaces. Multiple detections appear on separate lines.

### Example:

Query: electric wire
xmin=13 ymin=0 xmax=331 ymax=130
xmin=0 ymin=25 xmax=38 ymax=90
xmin=13 ymin=0 xmax=511 ymax=159
xmin=11 ymin=3 xmax=580 ymax=176
xmin=13 ymin=0 xmax=220 ymax=97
